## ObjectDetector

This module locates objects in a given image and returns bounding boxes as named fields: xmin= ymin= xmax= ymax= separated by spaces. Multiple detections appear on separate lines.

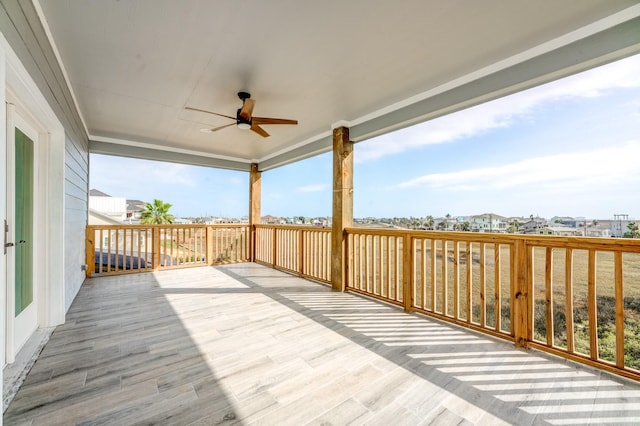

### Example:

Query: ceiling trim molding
xmin=258 ymin=133 xmax=333 ymax=171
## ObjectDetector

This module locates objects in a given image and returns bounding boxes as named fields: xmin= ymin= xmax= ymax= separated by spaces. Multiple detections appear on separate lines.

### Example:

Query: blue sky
xmin=91 ymin=54 xmax=640 ymax=220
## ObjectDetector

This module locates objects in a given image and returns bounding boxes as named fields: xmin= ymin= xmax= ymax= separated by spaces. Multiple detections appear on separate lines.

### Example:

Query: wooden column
xmin=249 ymin=163 xmax=261 ymax=262
xmin=331 ymin=127 xmax=353 ymax=291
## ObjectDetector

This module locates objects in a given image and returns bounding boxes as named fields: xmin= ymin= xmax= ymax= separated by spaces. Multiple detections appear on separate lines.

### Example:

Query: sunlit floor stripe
xmin=419 ymin=356 xmax=548 ymax=365
xmin=521 ymin=402 xmax=640 ymax=414
xmin=375 ymin=335 xmax=486 ymax=342
xmin=333 ymin=319 xmax=440 ymax=324
xmin=362 ymin=331 xmax=466 ymax=337
xmin=496 ymin=389 xmax=640 ymax=402
xmin=385 ymin=340 xmax=493 ymax=346
xmin=408 ymin=351 xmax=520 ymax=359
xmin=438 ymin=362 xmax=567 ymax=374
xmin=474 ymin=380 xmax=623 ymax=391
xmin=547 ymin=417 xmax=640 ymax=425
xmin=455 ymin=370 xmax=596 ymax=381
xmin=351 ymin=324 xmax=450 ymax=329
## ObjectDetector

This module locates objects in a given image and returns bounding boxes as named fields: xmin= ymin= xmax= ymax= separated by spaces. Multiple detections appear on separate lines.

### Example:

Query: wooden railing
xmin=345 ymin=228 xmax=640 ymax=381
xmin=85 ymin=223 xmax=640 ymax=380
xmin=85 ymin=224 xmax=249 ymax=277
xmin=254 ymin=224 xmax=331 ymax=284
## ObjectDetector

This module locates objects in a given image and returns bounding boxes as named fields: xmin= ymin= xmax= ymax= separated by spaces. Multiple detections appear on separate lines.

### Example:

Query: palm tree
xmin=508 ymin=219 xmax=522 ymax=233
xmin=425 ymin=215 xmax=434 ymax=230
xmin=140 ymin=199 xmax=175 ymax=224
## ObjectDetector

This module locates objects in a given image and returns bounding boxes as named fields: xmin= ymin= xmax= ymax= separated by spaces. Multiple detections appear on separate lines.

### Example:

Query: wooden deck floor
xmin=4 ymin=263 xmax=640 ymax=425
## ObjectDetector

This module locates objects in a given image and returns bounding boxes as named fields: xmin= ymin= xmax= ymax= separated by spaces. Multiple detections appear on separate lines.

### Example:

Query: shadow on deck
xmin=4 ymin=263 xmax=640 ymax=425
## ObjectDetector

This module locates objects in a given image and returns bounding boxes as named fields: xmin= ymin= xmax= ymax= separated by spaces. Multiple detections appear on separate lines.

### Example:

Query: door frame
xmin=1 ymin=35 xmax=66 ymax=368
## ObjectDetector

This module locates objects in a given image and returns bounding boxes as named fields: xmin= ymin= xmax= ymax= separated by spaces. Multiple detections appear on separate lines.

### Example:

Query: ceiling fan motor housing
xmin=236 ymin=108 xmax=251 ymax=125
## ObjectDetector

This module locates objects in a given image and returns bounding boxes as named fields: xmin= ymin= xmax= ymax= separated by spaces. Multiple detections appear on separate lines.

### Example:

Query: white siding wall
xmin=64 ymin=134 xmax=89 ymax=311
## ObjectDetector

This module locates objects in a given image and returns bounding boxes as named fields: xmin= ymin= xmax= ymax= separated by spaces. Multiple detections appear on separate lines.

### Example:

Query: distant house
xmin=262 ymin=215 xmax=281 ymax=224
xmin=539 ymin=226 xmax=581 ymax=236
xmin=469 ymin=213 xmax=508 ymax=233
xmin=88 ymin=189 xmax=127 ymax=224
xmin=519 ymin=218 xmax=548 ymax=234
xmin=611 ymin=214 xmax=633 ymax=238
xmin=126 ymin=199 xmax=146 ymax=223
xmin=550 ymin=216 xmax=579 ymax=227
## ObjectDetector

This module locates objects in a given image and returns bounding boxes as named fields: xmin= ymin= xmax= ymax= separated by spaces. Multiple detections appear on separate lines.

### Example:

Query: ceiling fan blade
xmin=201 ymin=123 xmax=235 ymax=133
xmin=186 ymin=106 xmax=235 ymax=121
xmin=239 ymin=99 xmax=255 ymax=121
xmin=251 ymin=123 xmax=270 ymax=137
xmin=252 ymin=117 xmax=298 ymax=126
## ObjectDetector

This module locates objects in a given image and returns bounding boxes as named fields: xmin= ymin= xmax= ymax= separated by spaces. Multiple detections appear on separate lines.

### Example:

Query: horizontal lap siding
xmin=65 ymin=134 xmax=88 ymax=310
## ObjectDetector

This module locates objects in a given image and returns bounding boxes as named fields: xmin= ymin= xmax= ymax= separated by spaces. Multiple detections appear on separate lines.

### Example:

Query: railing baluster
xmin=442 ymin=240 xmax=448 ymax=316
xmin=614 ymin=251 xmax=624 ymax=368
xmin=494 ymin=244 xmax=501 ymax=331
xmin=480 ymin=242 xmax=485 ymax=327
xmin=565 ymin=248 xmax=574 ymax=353
xmin=466 ymin=242 xmax=472 ymax=324
xmin=403 ymin=234 xmax=412 ymax=312
xmin=454 ymin=241 xmax=460 ymax=320
xmin=431 ymin=239 xmax=437 ymax=312
xmin=588 ymin=249 xmax=598 ymax=360
xmin=545 ymin=247 xmax=553 ymax=347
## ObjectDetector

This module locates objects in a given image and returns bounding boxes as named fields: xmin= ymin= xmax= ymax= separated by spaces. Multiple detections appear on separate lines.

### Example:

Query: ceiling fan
xmin=186 ymin=91 xmax=298 ymax=138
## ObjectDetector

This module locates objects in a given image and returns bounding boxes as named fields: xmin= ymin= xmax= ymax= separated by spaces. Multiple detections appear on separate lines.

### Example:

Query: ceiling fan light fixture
xmin=237 ymin=122 xmax=251 ymax=130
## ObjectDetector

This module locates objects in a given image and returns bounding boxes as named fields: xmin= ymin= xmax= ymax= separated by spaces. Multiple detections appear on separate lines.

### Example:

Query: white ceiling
xmin=37 ymin=1 xmax=640 ymax=171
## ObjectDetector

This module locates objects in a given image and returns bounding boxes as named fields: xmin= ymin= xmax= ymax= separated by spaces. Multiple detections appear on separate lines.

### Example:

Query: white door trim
xmin=5 ymin=99 xmax=44 ymax=362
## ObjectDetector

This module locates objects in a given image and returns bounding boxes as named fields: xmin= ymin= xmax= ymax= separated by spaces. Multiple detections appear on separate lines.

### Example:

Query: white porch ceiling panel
xmin=37 ymin=1 xmax=640 ymax=171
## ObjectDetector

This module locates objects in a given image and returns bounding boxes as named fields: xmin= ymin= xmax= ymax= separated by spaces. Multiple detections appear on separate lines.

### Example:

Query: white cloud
xmin=390 ymin=141 xmax=640 ymax=192
xmin=297 ymin=184 xmax=328 ymax=192
xmin=357 ymin=55 xmax=640 ymax=162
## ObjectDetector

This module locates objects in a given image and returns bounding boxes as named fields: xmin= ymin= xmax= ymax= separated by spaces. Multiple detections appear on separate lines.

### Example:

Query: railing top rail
xmin=255 ymin=224 xmax=331 ymax=231
xmin=87 ymin=223 xmax=249 ymax=230
xmin=344 ymin=227 xmax=640 ymax=251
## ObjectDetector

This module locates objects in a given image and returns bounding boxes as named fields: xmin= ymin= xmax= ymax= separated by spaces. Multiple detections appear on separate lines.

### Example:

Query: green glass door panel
xmin=15 ymin=127 xmax=34 ymax=315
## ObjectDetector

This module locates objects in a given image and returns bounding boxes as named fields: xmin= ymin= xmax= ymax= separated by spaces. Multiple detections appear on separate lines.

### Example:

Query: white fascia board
xmin=89 ymin=135 xmax=253 ymax=171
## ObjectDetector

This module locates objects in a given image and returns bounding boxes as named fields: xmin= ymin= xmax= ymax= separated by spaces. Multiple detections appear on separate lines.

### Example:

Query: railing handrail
xmin=345 ymin=227 xmax=640 ymax=250
xmin=87 ymin=223 xmax=248 ymax=230
xmin=255 ymin=223 xmax=331 ymax=231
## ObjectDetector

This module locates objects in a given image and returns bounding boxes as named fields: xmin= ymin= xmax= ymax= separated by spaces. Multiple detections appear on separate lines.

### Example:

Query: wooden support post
xmin=331 ymin=126 xmax=353 ymax=292
xmin=249 ymin=162 xmax=261 ymax=262
xmin=513 ymin=239 xmax=529 ymax=348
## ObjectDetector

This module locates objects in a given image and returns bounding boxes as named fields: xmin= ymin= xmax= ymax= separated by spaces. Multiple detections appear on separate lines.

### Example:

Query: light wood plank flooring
xmin=4 ymin=263 xmax=640 ymax=425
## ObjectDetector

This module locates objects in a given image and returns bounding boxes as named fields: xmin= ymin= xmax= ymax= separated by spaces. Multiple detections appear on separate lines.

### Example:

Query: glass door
xmin=14 ymin=127 xmax=34 ymax=316
xmin=5 ymin=106 xmax=38 ymax=360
